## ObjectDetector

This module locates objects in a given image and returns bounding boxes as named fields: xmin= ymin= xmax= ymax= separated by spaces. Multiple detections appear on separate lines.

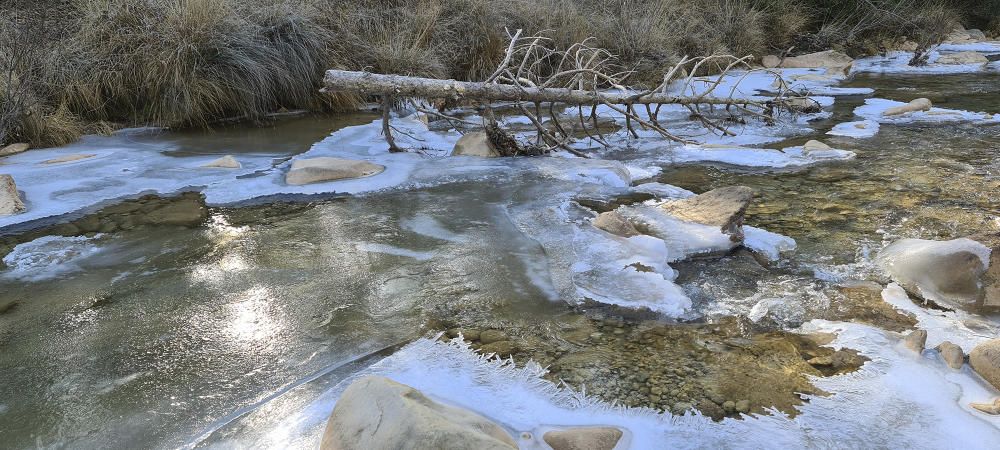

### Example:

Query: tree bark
xmin=322 ymin=70 xmax=755 ymax=107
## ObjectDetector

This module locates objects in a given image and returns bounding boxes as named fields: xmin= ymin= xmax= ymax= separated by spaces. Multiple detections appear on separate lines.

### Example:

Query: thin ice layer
xmin=855 ymin=98 xmax=1000 ymax=124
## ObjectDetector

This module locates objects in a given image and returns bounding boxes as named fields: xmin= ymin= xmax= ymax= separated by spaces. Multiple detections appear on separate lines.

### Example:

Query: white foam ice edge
xmin=855 ymin=98 xmax=1000 ymax=124
xmin=1 ymin=234 xmax=108 ymax=282
xmin=853 ymin=50 xmax=1000 ymax=75
xmin=653 ymin=142 xmax=855 ymax=168
xmin=241 ymin=313 xmax=1000 ymax=450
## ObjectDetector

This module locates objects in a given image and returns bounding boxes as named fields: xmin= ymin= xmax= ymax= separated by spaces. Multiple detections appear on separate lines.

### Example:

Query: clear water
xmin=1 ymin=74 xmax=999 ymax=448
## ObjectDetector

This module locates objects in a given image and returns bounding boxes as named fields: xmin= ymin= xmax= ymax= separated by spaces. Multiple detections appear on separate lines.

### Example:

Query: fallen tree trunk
xmin=322 ymin=70 xmax=757 ymax=107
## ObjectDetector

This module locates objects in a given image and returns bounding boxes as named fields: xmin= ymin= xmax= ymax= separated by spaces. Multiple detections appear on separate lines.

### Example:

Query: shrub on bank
xmin=0 ymin=0 xmax=995 ymax=147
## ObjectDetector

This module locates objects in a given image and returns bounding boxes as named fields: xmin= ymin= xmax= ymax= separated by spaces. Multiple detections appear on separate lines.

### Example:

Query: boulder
xmin=41 ymin=153 xmax=96 ymax=164
xmin=936 ymin=341 xmax=965 ymax=369
xmin=785 ymin=97 xmax=822 ymax=114
xmin=970 ymin=398 xmax=1000 ymax=415
xmin=883 ymin=98 xmax=932 ymax=117
xmin=0 ymin=174 xmax=26 ymax=216
xmin=660 ymin=186 xmax=753 ymax=240
xmin=936 ymin=51 xmax=989 ymax=65
xmin=452 ymin=131 xmax=500 ymax=157
xmin=945 ymin=28 xmax=974 ymax=43
xmin=967 ymin=29 xmax=987 ymax=40
xmin=970 ymin=339 xmax=1000 ymax=390
xmin=0 ymin=143 xmax=29 ymax=157
xmin=285 ymin=157 xmax=385 ymax=186
xmin=320 ymin=376 xmax=516 ymax=450
xmin=201 ymin=155 xmax=241 ymax=169
xmin=903 ymin=330 xmax=927 ymax=354
xmin=802 ymin=140 xmax=831 ymax=153
xmin=543 ymin=427 xmax=624 ymax=450
xmin=761 ymin=55 xmax=781 ymax=68
xmin=780 ymin=50 xmax=854 ymax=72
xmin=899 ymin=41 xmax=919 ymax=52
xmin=593 ymin=211 xmax=640 ymax=237
xmin=875 ymin=238 xmax=990 ymax=310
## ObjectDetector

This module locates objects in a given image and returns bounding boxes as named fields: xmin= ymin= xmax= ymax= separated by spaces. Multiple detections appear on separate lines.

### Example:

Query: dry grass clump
xmin=60 ymin=0 xmax=334 ymax=127
xmin=1 ymin=0 xmax=994 ymax=148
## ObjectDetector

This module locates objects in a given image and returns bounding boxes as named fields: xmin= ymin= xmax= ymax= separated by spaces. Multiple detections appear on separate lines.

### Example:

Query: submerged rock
xmin=0 ymin=143 xmax=29 ymax=157
xmin=903 ymin=330 xmax=927 ymax=354
xmin=970 ymin=339 xmax=1000 ymax=390
xmin=321 ymin=376 xmax=516 ymax=450
xmin=937 ymin=51 xmax=989 ymax=65
xmin=285 ymin=157 xmax=385 ymax=186
xmin=936 ymin=341 xmax=965 ymax=369
xmin=875 ymin=238 xmax=990 ymax=310
xmin=452 ymin=131 xmax=500 ymax=157
xmin=140 ymin=197 xmax=207 ymax=227
xmin=882 ymin=98 xmax=932 ymax=117
xmin=593 ymin=211 xmax=640 ymax=237
xmin=543 ymin=427 xmax=624 ymax=450
xmin=0 ymin=174 xmax=25 ymax=216
xmin=201 ymin=155 xmax=241 ymax=169
xmin=41 ymin=153 xmax=96 ymax=164
xmin=970 ymin=398 xmax=1000 ymax=415
xmin=660 ymin=186 xmax=753 ymax=241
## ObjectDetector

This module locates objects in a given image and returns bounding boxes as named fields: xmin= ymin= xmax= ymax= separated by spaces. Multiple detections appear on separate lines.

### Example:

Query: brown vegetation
xmin=0 ymin=0 xmax=994 ymax=148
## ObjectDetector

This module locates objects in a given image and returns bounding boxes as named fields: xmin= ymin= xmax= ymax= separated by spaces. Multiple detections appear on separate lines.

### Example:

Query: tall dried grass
xmin=0 ymin=0 xmax=993 ymax=147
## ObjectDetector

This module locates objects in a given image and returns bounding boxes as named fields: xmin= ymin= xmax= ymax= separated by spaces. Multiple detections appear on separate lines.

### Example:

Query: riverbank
xmin=2 ymin=0 xmax=997 ymax=149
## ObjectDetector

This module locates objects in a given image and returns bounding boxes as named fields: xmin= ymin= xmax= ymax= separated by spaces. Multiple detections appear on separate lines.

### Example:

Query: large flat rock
xmin=321 ymin=376 xmax=516 ymax=450
xmin=660 ymin=186 xmax=753 ymax=239
xmin=285 ymin=157 xmax=385 ymax=186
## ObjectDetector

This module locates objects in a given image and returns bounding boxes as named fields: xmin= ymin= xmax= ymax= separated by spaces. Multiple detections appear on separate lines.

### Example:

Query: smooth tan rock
xmin=660 ymin=186 xmax=753 ymax=239
xmin=970 ymin=398 xmax=1000 ymax=415
xmin=967 ymin=29 xmax=987 ymax=40
xmin=41 ymin=154 xmax=96 ymax=164
xmin=903 ymin=330 xmax=927 ymax=354
xmin=0 ymin=174 xmax=26 ymax=216
xmin=201 ymin=155 xmax=241 ymax=169
xmin=593 ymin=211 xmax=640 ymax=237
xmin=936 ymin=341 xmax=965 ymax=369
xmin=970 ymin=339 xmax=1000 ymax=390
xmin=803 ymin=140 xmax=831 ymax=152
xmin=320 ymin=376 xmax=516 ymax=450
xmin=285 ymin=157 xmax=385 ymax=186
xmin=761 ymin=55 xmax=781 ymax=68
xmin=883 ymin=98 xmax=932 ymax=117
xmin=937 ymin=51 xmax=989 ymax=65
xmin=780 ymin=50 xmax=854 ymax=72
xmin=945 ymin=28 xmax=974 ymax=43
xmin=543 ymin=427 xmax=624 ymax=450
xmin=0 ymin=143 xmax=29 ymax=157
xmin=452 ymin=131 xmax=500 ymax=157
xmin=899 ymin=40 xmax=919 ymax=52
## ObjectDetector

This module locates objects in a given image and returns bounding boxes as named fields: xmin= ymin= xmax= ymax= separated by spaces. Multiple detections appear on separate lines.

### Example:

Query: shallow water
xmin=1 ymin=72 xmax=1000 ymax=448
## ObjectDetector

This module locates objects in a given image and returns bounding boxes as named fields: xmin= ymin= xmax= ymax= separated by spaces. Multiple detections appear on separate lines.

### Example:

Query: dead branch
xmin=329 ymin=29 xmax=806 ymax=156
